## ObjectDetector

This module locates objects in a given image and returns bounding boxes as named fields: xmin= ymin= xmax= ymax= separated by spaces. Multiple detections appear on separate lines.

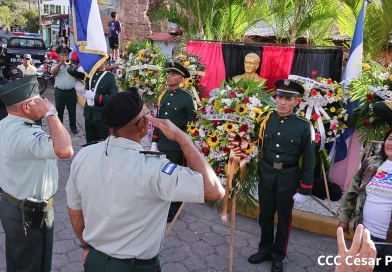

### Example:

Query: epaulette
xmin=296 ymin=115 xmax=311 ymax=123
xmin=181 ymin=88 xmax=194 ymax=98
xmin=261 ymin=110 xmax=275 ymax=118
xmin=139 ymin=151 xmax=166 ymax=156
xmin=81 ymin=141 xmax=102 ymax=147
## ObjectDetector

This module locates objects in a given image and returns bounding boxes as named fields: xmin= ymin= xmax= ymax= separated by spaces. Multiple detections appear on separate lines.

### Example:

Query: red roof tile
xmin=147 ymin=32 xmax=182 ymax=42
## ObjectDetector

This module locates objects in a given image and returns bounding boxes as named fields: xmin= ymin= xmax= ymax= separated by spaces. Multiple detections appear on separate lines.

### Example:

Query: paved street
xmin=0 ymin=85 xmax=338 ymax=272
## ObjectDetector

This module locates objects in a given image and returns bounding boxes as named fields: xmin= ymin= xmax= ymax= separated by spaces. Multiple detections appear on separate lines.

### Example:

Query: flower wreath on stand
xmin=187 ymin=78 xmax=275 ymax=271
xmin=288 ymin=74 xmax=349 ymax=164
xmin=349 ymin=61 xmax=392 ymax=144
xmin=174 ymin=52 xmax=206 ymax=102
xmin=119 ymin=40 xmax=167 ymax=108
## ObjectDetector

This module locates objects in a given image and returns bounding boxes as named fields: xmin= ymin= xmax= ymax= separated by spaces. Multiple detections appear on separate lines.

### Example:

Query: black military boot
xmin=271 ymin=260 xmax=283 ymax=272
xmin=248 ymin=252 xmax=272 ymax=264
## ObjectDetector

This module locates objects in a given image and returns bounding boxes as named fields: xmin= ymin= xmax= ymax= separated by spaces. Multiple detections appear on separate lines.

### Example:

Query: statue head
xmin=244 ymin=53 xmax=260 ymax=75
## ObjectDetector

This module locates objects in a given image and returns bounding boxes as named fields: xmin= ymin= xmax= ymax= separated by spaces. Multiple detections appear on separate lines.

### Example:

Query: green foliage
xmin=0 ymin=6 xmax=12 ymax=27
xmin=0 ymin=0 xmax=22 ymax=12
xmin=22 ymin=9 xmax=39 ymax=33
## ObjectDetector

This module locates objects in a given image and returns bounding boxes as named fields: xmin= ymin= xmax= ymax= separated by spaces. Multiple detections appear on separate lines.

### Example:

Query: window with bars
xmin=49 ymin=4 xmax=55 ymax=14
xmin=44 ymin=5 xmax=49 ymax=14
xmin=56 ymin=5 xmax=61 ymax=14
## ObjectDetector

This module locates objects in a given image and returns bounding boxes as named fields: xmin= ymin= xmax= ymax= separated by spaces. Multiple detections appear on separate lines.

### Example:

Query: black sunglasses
xmin=135 ymin=110 xmax=152 ymax=125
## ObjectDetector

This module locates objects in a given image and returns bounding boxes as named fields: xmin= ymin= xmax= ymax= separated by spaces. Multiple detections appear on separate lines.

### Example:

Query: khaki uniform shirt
xmin=0 ymin=115 xmax=59 ymax=200
xmin=17 ymin=64 xmax=37 ymax=76
xmin=51 ymin=64 xmax=76 ymax=90
xmin=66 ymin=137 xmax=204 ymax=259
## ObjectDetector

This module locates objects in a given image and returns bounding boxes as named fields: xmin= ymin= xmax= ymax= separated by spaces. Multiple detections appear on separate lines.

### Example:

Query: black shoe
xmin=71 ymin=128 xmax=79 ymax=134
xmin=248 ymin=252 xmax=272 ymax=264
xmin=271 ymin=260 xmax=283 ymax=272
xmin=167 ymin=211 xmax=175 ymax=223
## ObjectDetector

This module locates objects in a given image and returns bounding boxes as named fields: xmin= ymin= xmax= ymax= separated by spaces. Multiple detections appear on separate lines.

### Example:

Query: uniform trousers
xmin=258 ymin=181 xmax=296 ymax=261
xmin=0 ymin=196 xmax=54 ymax=272
xmin=55 ymin=87 xmax=77 ymax=130
xmin=85 ymin=118 xmax=109 ymax=144
xmin=84 ymin=247 xmax=161 ymax=272
xmin=164 ymin=150 xmax=185 ymax=215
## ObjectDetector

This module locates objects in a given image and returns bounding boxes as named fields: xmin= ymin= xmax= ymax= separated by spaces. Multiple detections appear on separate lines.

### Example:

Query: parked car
xmin=6 ymin=36 xmax=48 ymax=67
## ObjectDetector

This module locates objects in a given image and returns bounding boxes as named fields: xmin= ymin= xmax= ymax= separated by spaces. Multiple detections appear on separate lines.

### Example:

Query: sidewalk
xmin=0 ymin=86 xmax=337 ymax=272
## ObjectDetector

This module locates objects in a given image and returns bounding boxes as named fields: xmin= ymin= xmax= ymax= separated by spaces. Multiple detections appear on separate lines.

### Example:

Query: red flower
xmin=330 ymin=123 xmax=338 ymax=130
xmin=366 ymin=93 xmax=374 ymax=101
xmin=229 ymin=92 xmax=236 ymax=98
xmin=312 ymin=113 xmax=320 ymax=120
xmin=243 ymin=97 xmax=250 ymax=103
xmin=327 ymin=92 xmax=333 ymax=98
xmin=224 ymin=108 xmax=233 ymax=113
xmin=198 ymin=106 xmax=206 ymax=113
xmin=213 ymin=120 xmax=220 ymax=127
xmin=193 ymin=130 xmax=200 ymax=136
xmin=223 ymin=146 xmax=230 ymax=153
xmin=327 ymin=78 xmax=332 ymax=85
xmin=315 ymin=133 xmax=321 ymax=143
xmin=239 ymin=124 xmax=249 ymax=132
xmin=297 ymin=98 xmax=302 ymax=104
xmin=363 ymin=120 xmax=371 ymax=127
xmin=311 ymin=89 xmax=318 ymax=96
xmin=216 ymin=167 xmax=222 ymax=174
xmin=201 ymin=147 xmax=209 ymax=156
xmin=312 ymin=70 xmax=318 ymax=76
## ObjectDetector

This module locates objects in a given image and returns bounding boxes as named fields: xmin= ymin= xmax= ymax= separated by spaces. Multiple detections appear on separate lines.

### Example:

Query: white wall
xmin=152 ymin=41 xmax=180 ymax=61
xmin=40 ymin=0 xmax=70 ymax=15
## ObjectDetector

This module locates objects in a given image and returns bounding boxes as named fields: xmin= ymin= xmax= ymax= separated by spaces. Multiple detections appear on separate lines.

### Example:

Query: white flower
xmin=199 ymin=129 xmax=206 ymax=138
xmin=151 ymin=78 xmax=157 ymax=85
xmin=369 ymin=104 xmax=373 ymax=109
xmin=379 ymin=72 xmax=389 ymax=81
xmin=383 ymin=85 xmax=389 ymax=92
xmin=147 ymin=91 xmax=154 ymax=95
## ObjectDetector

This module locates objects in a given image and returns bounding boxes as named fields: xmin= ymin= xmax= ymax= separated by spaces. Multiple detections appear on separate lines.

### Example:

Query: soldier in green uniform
xmin=248 ymin=80 xmax=315 ymax=272
xmin=51 ymin=48 xmax=78 ymax=134
xmin=67 ymin=59 xmax=119 ymax=143
xmin=151 ymin=62 xmax=197 ymax=222
xmin=0 ymin=76 xmax=73 ymax=272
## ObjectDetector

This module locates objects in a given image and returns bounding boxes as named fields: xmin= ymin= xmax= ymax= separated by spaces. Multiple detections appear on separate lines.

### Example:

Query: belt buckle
xmin=273 ymin=162 xmax=283 ymax=169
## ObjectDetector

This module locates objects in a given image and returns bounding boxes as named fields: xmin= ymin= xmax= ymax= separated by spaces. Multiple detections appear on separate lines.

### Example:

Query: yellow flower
xmin=300 ymin=111 xmax=305 ymax=117
xmin=235 ymin=104 xmax=248 ymax=115
xmin=223 ymin=122 xmax=235 ymax=132
xmin=322 ymin=116 xmax=326 ymax=121
xmin=363 ymin=64 xmax=371 ymax=71
xmin=187 ymin=123 xmax=197 ymax=134
xmin=245 ymin=142 xmax=254 ymax=155
xmin=186 ymin=78 xmax=194 ymax=85
xmin=148 ymin=69 xmax=153 ymax=74
xmin=213 ymin=100 xmax=223 ymax=111
xmin=389 ymin=74 xmax=392 ymax=81
xmin=138 ymin=51 xmax=145 ymax=59
xmin=330 ymin=107 xmax=336 ymax=113
xmin=252 ymin=108 xmax=263 ymax=119
xmin=184 ymin=60 xmax=191 ymax=66
xmin=338 ymin=114 xmax=343 ymax=118
xmin=207 ymin=133 xmax=219 ymax=147
xmin=135 ymin=77 xmax=140 ymax=83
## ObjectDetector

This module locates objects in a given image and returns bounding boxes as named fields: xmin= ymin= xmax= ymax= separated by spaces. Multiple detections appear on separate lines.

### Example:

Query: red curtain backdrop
xmin=186 ymin=41 xmax=226 ymax=98
xmin=260 ymin=46 xmax=295 ymax=91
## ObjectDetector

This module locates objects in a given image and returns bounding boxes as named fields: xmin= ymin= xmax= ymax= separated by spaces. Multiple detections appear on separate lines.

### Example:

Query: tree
xmin=22 ymin=9 xmax=39 ymax=33
xmin=0 ymin=0 xmax=23 ymax=12
xmin=0 ymin=6 xmax=12 ymax=28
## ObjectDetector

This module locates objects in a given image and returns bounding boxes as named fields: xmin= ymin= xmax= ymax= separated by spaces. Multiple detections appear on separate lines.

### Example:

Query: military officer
xmin=66 ymin=90 xmax=224 ymax=272
xmin=248 ymin=80 xmax=315 ymax=272
xmin=151 ymin=62 xmax=197 ymax=222
xmin=0 ymin=76 xmax=73 ymax=272
xmin=51 ymin=48 xmax=78 ymax=134
xmin=67 ymin=59 xmax=119 ymax=143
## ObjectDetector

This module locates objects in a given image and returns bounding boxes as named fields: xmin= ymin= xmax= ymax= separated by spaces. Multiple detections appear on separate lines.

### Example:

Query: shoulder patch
xmin=296 ymin=115 xmax=311 ymax=123
xmin=33 ymin=131 xmax=45 ymax=137
xmin=162 ymin=162 xmax=177 ymax=175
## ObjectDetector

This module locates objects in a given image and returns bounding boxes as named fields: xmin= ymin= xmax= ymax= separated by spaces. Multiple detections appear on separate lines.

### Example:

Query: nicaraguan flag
xmin=334 ymin=0 xmax=368 ymax=163
xmin=70 ymin=0 xmax=108 ymax=77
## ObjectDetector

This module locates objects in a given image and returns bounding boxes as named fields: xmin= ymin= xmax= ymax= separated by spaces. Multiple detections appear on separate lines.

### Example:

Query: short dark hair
xmin=111 ymin=12 xmax=117 ymax=19
xmin=379 ymin=128 xmax=392 ymax=160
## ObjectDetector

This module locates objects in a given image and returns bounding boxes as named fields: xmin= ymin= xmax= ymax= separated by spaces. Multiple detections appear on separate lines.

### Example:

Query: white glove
xmin=85 ymin=90 xmax=96 ymax=100
xmin=76 ymin=66 xmax=85 ymax=73
xmin=293 ymin=193 xmax=308 ymax=203
xmin=151 ymin=142 xmax=159 ymax=151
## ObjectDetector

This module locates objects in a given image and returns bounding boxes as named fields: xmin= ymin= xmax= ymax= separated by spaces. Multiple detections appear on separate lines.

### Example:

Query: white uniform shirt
xmin=0 ymin=115 xmax=59 ymax=200
xmin=17 ymin=64 xmax=37 ymax=76
xmin=66 ymin=137 xmax=204 ymax=259
xmin=51 ymin=64 xmax=76 ymax=90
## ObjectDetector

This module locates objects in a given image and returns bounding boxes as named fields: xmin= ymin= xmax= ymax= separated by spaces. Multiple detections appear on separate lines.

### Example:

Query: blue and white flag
xmin=70 ymin=0 xmax=108 ymax=77
xmin=333 ymin=0 xmax=368 ymax=163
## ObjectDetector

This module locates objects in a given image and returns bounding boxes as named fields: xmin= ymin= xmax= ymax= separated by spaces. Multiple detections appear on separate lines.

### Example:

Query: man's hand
xmin=32 ymin=97 xmax=55 ymax=117
xmin=293 ymin=193 xmax=308 ymax=203
xmin=85 ymin=90 xmax=96 ymax=100
xmin=338 ymin=221 xmax=350 ymax=235
xmin=82 ymin=249 xmax=89 ymax=264
xmin=336 ymin=224 xmax=377 ymax=272
xmin=146 ymin=116 xmax=184 ymax=142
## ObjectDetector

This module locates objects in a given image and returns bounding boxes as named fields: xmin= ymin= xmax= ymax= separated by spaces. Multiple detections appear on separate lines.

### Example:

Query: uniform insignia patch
xmin=162 ymin=162 xmax=177 ymax=175
xmin=284 ymin=79 xmax=290 ymax=86
xmin=33 ymin=131 xmax=45 ymax=137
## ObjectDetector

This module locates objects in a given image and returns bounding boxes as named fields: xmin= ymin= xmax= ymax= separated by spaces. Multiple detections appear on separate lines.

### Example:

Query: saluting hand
xmin=145 ymin=115 xmax=183 ymax=142
xmin=31 ymin=97 xmax=55 ymax=118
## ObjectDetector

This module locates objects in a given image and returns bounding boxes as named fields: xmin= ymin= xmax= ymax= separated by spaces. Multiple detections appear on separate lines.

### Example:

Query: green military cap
xmin=275 ymin=79 xmax=305 ymax=97
xmin=0 ymin=75 xmax=40 ymax=106
xmin=373 ymin=101 xmax=392 ymax=125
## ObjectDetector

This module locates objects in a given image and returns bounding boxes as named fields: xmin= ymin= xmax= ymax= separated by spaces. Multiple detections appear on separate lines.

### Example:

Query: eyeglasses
xmin=135 ymin=109 xmax=152 ymax=125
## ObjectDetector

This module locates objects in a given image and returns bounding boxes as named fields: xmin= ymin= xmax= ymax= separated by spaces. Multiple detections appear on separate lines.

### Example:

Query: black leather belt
xmin=90 ymin=247 xmax=157 ymax=266
xmin=56 ymin=87 xmax=75 ymax=92
xmin=263 ymin=158 xmax=298 ymax=169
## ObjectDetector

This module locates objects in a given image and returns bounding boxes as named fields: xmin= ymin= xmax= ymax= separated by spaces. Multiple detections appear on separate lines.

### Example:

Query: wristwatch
xmin=79 ymin=243 xmax=90 ymax=249
xmin=44 ymin=109 xmax=58 ymax=118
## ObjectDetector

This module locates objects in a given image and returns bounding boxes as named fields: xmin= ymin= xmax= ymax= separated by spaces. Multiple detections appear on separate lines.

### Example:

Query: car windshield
xmin=7 ymin=38 xmax=46 ymax=49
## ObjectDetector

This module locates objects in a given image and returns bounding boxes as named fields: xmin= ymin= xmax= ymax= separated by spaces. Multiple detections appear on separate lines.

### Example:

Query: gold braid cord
xmin=385 ymin=101 xmax=392 ymax=111
xmin=157 ymin=89 xmax=167 ymax=112
xmin=258 ymin=111 xmax=273 ymax=147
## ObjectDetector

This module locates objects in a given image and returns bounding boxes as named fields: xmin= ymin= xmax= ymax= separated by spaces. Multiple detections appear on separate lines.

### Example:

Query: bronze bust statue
xmin=233 ymin=53 xmax=266 ymax=85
